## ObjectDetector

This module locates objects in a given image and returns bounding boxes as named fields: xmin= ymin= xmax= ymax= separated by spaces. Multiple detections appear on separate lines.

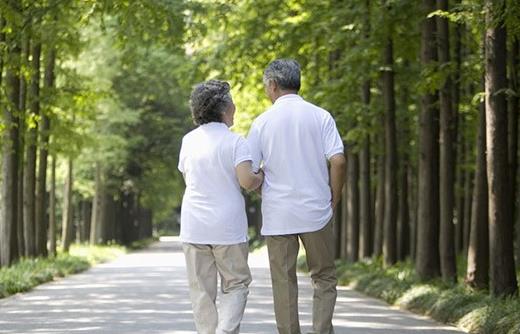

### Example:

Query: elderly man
xmin=247 ymin=59 xmax=346 ymax=334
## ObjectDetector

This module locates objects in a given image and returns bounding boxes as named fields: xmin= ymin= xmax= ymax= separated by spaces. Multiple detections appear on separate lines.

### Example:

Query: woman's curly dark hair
xmin=190 ymin=80 xmax=232 ymax=125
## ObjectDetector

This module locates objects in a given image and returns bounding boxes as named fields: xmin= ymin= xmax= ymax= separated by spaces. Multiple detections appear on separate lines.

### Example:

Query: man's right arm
xmin=247 ymin=122 xmax=262 ymax=173
xmin=329 ymin=153 xmax=346 ymax=210
xmin=321 ymin=112 xmax=346 ymax=209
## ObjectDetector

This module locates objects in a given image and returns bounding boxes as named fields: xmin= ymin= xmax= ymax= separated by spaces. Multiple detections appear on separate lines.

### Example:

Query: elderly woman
xmin=178 ymin=79 xmax=263 ymax=334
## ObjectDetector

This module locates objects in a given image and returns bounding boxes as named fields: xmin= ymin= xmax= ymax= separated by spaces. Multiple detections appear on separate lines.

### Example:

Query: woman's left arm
xmin=236 ymin=161 xmax=264 ymax=191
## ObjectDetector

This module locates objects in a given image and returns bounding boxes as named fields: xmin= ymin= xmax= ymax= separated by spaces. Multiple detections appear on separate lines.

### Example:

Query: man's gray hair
xmin=263 ymin=59 xmax=301 ymax=91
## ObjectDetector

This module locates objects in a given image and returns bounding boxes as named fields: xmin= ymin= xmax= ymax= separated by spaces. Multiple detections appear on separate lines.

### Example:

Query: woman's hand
xmin=254 ymin=169 xmax=264 ymax=195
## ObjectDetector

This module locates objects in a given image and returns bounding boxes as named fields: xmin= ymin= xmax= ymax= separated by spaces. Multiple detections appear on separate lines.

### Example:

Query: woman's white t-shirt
xmin=178 ymin=122 xmax=251 ymax=245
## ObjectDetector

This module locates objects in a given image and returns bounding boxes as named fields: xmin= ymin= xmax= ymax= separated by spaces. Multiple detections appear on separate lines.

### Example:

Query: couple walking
xmin=178 ymin=59 xmax=346 ymax=334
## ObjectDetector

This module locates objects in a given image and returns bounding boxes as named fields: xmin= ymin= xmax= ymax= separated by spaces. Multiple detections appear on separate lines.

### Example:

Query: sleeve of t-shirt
xmin=234 ymin=136 xmax=252 ymax=167
xmin=246 ymin=121 xmax=262 ymax=172
xmin=178 ymin=137 xmax=186 ymax=173
xmin=322 ymin=113 xmax=344 ymax=159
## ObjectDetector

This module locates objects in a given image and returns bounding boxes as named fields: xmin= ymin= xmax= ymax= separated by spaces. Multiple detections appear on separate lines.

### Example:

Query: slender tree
xmin=359 ymin=0 xmax=372 ymax=260
xmin=373 ymin=118 xmax=385 ymax=257
xmin=341 ymin=177 xmax=349 ymax=259
xmin=24 ymin=40 xmax=41 ymax=257
xmin=437 ymin=0 xmax=457 ymax=283
xmin=333 ymin=200 xmax=343 ymax=259
xmin=416 ymin=0 xmax=441 ymax=280
xmin=347 ymin=151 xmax=360 ymax=262
xmin=398 ymin=162 xmax=410 ymax=260
xmin=61 ymin=158 xmax=74 ymax=252
xmin=0 ymin=17 xmax=4 ymax=265
xmin=453 ymin=22 xmax=464 ymax=254
xmin=90 ymin=161 xmax=103 ymax=244
xmin=507 ymin=38 xmax=519 ymax=265
xmin=382 ymin=35 xmax=398 ymax=266
xmin=455 ymin=141 xmax=465 ymax=253
xmin=466 ymin=80 xmax=489 ymax=290
xmin=398 ymin=71 xmax=412 ymax=261
xmin=409 ymin=167 xmax=418 ymax=261
xmin=514 ymin=39 xmax=520 ymax=267
xmin=35 ymin=46 xmax=56 ymax=257
xmin=1 ymin=9 xmax=22 ymax=266
xmin=462 ymin=148 xmax=473 ymax=255
xmin=484 ymin=0 xmax=518 ymax=297
xmin=359 ymin=83 xmax=372 ymax=259
xmin=16 ymin=32 xmax=29 ymax=259
xmin=49 ymin=153 xmax=57 ymax=256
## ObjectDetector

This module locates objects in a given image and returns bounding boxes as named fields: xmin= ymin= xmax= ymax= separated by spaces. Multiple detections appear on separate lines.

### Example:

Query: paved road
xmin=0 ymin=238 xmax=465 ymax=333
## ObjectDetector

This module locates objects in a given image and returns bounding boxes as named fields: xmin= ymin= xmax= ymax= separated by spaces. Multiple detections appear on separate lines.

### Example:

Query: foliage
xmin=297 ymin=255 xmax=520 ymax=334
xmin=127 ymin=237 xmax=158 ymax=250
xmin=23 ymin=3 xmax=198 ymax=227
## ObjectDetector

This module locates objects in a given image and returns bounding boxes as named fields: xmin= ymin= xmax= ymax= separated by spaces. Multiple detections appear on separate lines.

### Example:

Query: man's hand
xmin=329 ymin=153 xmax=346 ymax=210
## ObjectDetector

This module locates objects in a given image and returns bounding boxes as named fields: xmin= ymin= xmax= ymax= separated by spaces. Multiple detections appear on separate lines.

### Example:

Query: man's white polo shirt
xmin=247 ymin=94 xmax=344 ymax=236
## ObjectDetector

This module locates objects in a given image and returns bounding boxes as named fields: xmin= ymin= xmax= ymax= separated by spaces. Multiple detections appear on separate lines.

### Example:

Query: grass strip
xmin=298 ymin=255 xmax=520 ymax=334
xmin=0 ymin=243 xmax=126 ymax=299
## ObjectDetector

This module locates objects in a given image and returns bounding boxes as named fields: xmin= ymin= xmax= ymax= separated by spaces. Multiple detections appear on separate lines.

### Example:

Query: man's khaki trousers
xmin=183 ymin=242 xmax=252 ymax=334
xmin=266 ymin=221 xmax=337 ymax=334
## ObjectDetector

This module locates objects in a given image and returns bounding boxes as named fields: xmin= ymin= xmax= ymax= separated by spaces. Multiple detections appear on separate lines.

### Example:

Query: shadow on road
xmin=0 ymin=239 xmax=465 ymax=334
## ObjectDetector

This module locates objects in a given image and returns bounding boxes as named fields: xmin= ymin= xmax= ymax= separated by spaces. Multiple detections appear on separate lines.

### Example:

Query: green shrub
xmin=297 ymin=255 xmax=520 ymax=334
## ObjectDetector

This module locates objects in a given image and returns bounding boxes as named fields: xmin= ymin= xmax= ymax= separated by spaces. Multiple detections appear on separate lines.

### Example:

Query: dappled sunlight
xmin=0 ymin=240 xmax=464 ymax=334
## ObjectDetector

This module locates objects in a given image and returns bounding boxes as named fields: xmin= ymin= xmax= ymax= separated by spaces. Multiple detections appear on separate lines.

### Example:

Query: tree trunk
xmin=416 ymin=0 xmax=441 ymax=280
xmin=90 ymin=162 xmax=104 ymax=244
xmin=398 ymin=162 xmax=410 ymax=260
xmin=409 ymin=167 xmax=418 ymax=261
xmin=508 ymin=38 xmax=519 ymax=267
xmin=466 ymin=80 xmax=489 ymax=290
xmin=341 ymin=153 xmax=348 ymax=259
xmin=437 ymin=0 xmax=457 ymax=283
xmin=515 ymin=43 xmax=520 ymax=269
xmin=397 ymin=61 xmax=412 ymax=262
xmin=359 ymin=132 xmax=372 ymax=258
xmin=141 ymin=208 xmax=153 ymax=239
xmin=98 ymin=186 xmax=108 ymax=243
xmin=453 ymin=23 xmax=464 ymax=255
xmin=373 ymin=142 xmax=385 ymax=257
xmin=463 ymin=168 xmax=474 ymax=254
xmin=79 ymin=200 xmax=91 ymax=243
xmin=103 ymin=193 xmax=116 ymax=242
xmin=334 ymin=197 xmax=343 ymax=259
xmin=1 ymin=20 xmax=21 ymax=266
xmin=61 ymin=158 xmax=74 ymax=252
xmin=455 ymin=138 xmax=465 ymax=253
xmin=359 ymin=0 xmax=372 ymax=260
xmin=382 ymin=37 xmax=398 ymax=266
xmin=48 ymin=154 xmax=56 ymax=256
xmin=24 ymin=41 xmax=41 ymax=257
xmin=30 ymin=40 xmax=43 ymax=255
xmin=17 ymin=33 xmax=29 ymax=258
xmin=484 ymin=0 xmax=518 ymax=297
xmin=128 ymin=193 xmax=138 ymax=244
xmin=346 ymin=151 xmax=359 ymax=262
xmin=35 ymin=47 xmax=56 ymax=257
xmin=121 ymin=191 xmax=134 ymax=245
xmin=0 ymin=17 xmax=4 ymax=265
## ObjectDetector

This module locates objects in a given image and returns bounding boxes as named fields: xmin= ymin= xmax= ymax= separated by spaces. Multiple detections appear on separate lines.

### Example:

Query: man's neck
xmin=272 ymin=90 xmax=298 ymax=103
